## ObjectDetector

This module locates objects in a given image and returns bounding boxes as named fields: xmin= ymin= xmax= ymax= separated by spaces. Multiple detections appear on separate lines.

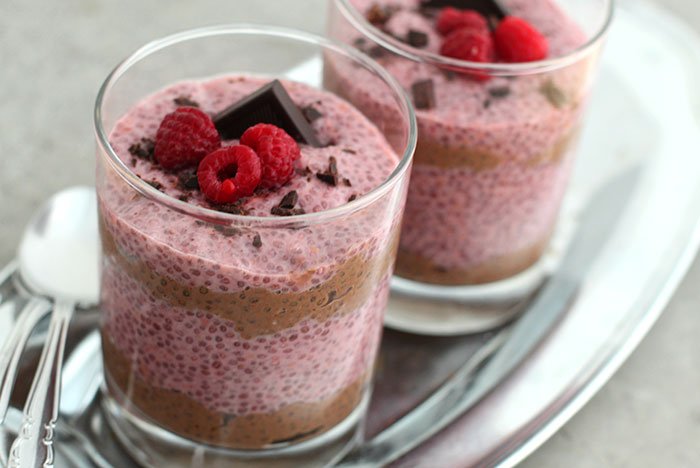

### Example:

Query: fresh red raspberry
xmin=494 ymin=16 xmax=548 ymax=63
xmin=440 ymin=28 xmax=494 ymax=81
xmin=240 ymin=123 xmax=301 ymax=189
xmin=154 ymin=107 xmax=221 ymax=170
xmin=197 ymin=145 xmax=261 ymax=204
xmin=436 ymin=7 xmax=488 ymax=36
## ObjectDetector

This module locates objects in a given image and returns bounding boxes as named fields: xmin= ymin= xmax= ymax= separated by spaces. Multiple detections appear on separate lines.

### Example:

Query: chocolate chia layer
xmin=98 ymin=75 xmax=404 ymax=449
xmin=103 ymin=333 xmax=366 ymax=449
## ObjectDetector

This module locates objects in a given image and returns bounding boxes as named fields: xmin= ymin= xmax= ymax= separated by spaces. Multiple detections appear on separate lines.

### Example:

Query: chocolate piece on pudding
xmin=411 ymin=79 xmax=436 ymax=110
xmin=213 ymin=80 xmax=322 ymax=147
xmin=420 ymin=0 xmax=507 ymax=19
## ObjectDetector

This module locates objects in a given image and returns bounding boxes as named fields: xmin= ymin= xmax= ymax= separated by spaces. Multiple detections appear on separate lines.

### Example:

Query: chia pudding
xmin=98 ymin=75 xmax=406 ymax=449
xmin=327 ymin=0 xmax=604 ymax=285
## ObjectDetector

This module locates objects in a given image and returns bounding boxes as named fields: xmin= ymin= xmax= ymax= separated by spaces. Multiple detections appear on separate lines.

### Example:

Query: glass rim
xmin=94 ymin=24 xmax=417 ymax=226
xmin=334 ymin=0 xmax=615 ymax=75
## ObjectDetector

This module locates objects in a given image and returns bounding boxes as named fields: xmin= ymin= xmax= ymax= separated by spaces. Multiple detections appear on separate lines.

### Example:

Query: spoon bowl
xmin=18 ymin=186 xmax=99 ymax=306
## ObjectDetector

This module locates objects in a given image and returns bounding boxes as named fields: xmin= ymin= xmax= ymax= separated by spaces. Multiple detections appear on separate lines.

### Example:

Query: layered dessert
xmin=328 ymin=0 xmax=599 ymax=285
xmin=98 ymin=76 xmax=403 ymax=449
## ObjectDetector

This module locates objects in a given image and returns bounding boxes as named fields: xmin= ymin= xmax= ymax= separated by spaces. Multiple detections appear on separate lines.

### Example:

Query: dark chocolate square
xmin=213 ymin=80 xmax=321 ymax=147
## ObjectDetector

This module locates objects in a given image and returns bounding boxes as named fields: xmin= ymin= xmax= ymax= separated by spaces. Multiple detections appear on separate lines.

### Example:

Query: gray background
xmin=1 ymin=0 xmax=698 ymax=466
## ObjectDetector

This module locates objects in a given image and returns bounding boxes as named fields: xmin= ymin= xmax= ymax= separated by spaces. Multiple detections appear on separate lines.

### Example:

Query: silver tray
xmin=2 ymin=1 xmax=700 ymax=466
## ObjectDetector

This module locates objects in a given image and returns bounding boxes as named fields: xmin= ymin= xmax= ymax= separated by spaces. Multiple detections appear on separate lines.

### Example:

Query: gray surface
xmin=0 ymin=0 xmax=698 ymax=467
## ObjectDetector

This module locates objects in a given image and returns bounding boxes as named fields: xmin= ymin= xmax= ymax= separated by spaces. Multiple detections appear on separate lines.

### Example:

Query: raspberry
xmin=154 ymin=107 xmax=221 ymax=170
xmin=197 ymin=145 xmax=261 ymax=204
xmin=440 ymin=28 xmax=494 ymax=81
xmin=240 ymin=124 xmax=301 ymax=189
xmin=436 ymin=7 xmax=489 ymax=36
xmin=494 ymin=16 xmax=548 ymax=63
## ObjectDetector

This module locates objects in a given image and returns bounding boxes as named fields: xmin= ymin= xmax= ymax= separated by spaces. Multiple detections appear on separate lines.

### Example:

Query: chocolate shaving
xmin=483 ymin=99 xmax=492 ymax=109
xmin=420 ymin=0 xmax=507 ymax=19
xmin=353 ymin=37 xmax=368 ymax=49
xmin=177 ymin=194 xmax=190 ymax=202
xmin=213 ymin=225 xmax=242 ymax=237
xmin=343 ymin=178 xmax=352 ymax=187
xmin=212 ymin=80 xmax=321 ymax=147
xmin=366 ymin=3 xmax=393 ymax=25
xmin=348 ymin=194 xmax=358 ymax=202
xmin=278 ymin=190 xmax=299 ymax=209
xmin=412 ymin=79 xmax=436 ymax=110
xmin=271 ymin=206 xmax=306 ymax=216
xmin=252 ymin=233 xmax=262 ymax=248
xmin=177 ymin=169 xmax=200 ymax=191
xmin=296 ymin=166 xmax=313 ymax=177
xmin=173 ymin=96 xmax=200 ymax=108
xmin=488 ymin=86 xmax=511 ymax=99
xmin=316 ymin=156 xmax=339 ymax=186
xmin=128 ymin=138 xmax=155 ymax=161
xmin=301 ymin=105 xmax=323 ymax=124
xmin=407 ymin=30 xmax=429 ymax=48
xmin=342 ymin=148 xmax=357 ymax=154
xmin=540 ymin=80 xmax=567 ymax=109
xmin=271 ymin=190 xmax=305 ymax=216
xmin=216 ymin=201 xmax=249 ymax=215
xmin=146 ymin=179 xmax=164 ymax=191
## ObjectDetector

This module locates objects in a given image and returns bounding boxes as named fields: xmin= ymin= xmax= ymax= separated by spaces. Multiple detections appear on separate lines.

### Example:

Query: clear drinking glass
xmin=94 ymin=26 xmax=416 ymax=467
xmin=328 ymin=0 xmax=613 ymax=301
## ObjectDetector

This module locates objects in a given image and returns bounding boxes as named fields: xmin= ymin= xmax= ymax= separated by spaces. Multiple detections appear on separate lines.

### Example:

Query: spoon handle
xmin=0 ymin=296 xmax=52 ymax=424
xmin=8 ymin=299 xmax=74 ymax=468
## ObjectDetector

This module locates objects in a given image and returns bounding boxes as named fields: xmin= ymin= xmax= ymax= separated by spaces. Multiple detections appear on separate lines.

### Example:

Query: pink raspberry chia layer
xmin=98 ymin=75 xmax=403 ymax=448
xmin=328 ymin=0 xmax=599 ymax=284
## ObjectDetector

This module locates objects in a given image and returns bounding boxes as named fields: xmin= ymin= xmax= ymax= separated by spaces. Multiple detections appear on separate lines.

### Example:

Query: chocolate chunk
xmin=316 ymin=156 xmax=339 ymax=186
xmin=366 ymin=3 xmax=393 ymax=25
xmin=368 ymin=45 xmax=387 ymax=59
xmin=296 ymin=166 xmax=313 ymax=177
xmin=213 ymin=225 xmax=241 ymax=237
xmin=128 ymin=138 xmax=155 ymax=161
xmin=407 ymin=30 xmax=429 ymax=48
xmin=271 ymin=190 xmax=304 ymax=216
xmin=278 ymin=190 xmax=299 ymax=210
xmin=177 ymin=169 xmax=200 ymax=191
xmin=146 ymin=179 xmax=163 ymax=191
xmin=420 ymin=0 xmax=507 ymax=19
xmin=216 ymin=201 xmax=249 ymax=215
xmin=343 ymin=178 xmax=352 ymax=187
xmin=488 ymin=86 xmax=511 ymax=99
xmin=412 ymin=79 xmax=436 ymax=110
xmin=271 ymin=206 xmax=306 ymax=216
xmin=540 ymin=80 xmax=567 ymax=109
xmin=348 ymin=194 xmax=358 ymax=202
xmin=301 ymin=105 xmax=323 ymax=124
xmin=353 ymin=37 xmax=368 ymax=49
xmin=252 ymin=234 xmax=262 ymax=248
xmin=173 ymin=96 xmax=200 ymax=108
xmin=212 ymin=80 xmax=321 ymax=147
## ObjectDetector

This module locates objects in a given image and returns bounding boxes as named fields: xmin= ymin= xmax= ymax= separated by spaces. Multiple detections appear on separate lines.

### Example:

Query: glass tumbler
xmin=94 ymin=26 xmax=416 ymax=467
xmin=327 ymin=0 xmax=613 ymax=300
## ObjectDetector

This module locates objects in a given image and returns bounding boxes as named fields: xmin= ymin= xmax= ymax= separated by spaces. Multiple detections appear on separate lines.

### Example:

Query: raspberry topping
xmin=154 ymin=107 xmax=221 ymax=170
xmin=197 ymin=145 xmax=261 ymax=204
xmin=240 ymin=124 xmax=301 ymax=189
xmin=440 ymin=28 xmax=495 ymax=81
xmin=436 ymin=7 xmax=489 ymax=36
xmin=494 ymin=16 xmax=549 ymax=63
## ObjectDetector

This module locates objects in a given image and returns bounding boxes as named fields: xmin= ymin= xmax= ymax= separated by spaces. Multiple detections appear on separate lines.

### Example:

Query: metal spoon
xmin=5 ymin=186 xmax=99 ymax=468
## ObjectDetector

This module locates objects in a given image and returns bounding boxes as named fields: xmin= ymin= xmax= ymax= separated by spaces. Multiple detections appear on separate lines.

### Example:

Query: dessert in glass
xmin=94 ymin=26 xmax=415 ymax=467
xmin=327 ymin=0 xmax=613 ymax=294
